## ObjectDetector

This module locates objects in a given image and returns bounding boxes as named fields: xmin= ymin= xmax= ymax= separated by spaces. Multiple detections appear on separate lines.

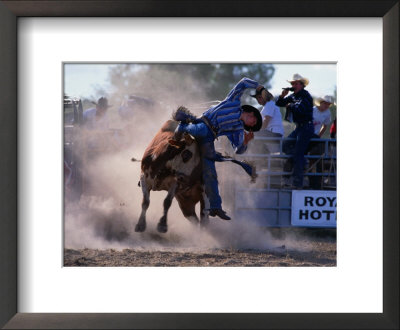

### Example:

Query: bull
xmin=134 ymin=119 xmax=208 ymax=233
xmin=134 ymin=107 xmax=257 ymax=234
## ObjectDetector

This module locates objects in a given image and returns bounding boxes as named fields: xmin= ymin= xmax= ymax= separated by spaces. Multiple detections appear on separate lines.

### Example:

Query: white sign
xmin=291 ymin=190 xmax=337 ymax=227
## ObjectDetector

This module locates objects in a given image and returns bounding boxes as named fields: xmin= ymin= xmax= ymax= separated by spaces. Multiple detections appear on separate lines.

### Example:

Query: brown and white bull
xmin=134 ymin=119 xmax=208 ymax=233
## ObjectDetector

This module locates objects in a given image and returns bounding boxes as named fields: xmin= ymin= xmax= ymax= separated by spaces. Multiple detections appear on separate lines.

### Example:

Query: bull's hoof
xmin=157 ymin=223 xmax=168 ymax=233
xmin=135 ymin=222 xmax=146 ymax=232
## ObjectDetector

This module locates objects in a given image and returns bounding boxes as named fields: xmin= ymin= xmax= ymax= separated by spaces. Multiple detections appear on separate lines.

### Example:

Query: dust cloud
xmin=64 ymin=66 xmax=314 ymax=254
xmin=64 ymin=146 xmax=287 ymax=252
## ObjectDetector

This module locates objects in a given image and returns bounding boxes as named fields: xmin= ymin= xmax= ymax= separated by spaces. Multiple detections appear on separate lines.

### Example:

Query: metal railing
xmin=236 ymin=136 xmax=337 ymax=190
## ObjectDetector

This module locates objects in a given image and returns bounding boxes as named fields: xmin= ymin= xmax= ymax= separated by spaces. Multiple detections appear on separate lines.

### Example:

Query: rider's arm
xmin=227 ymin=131 xmax=247 ymax=154
xmin=224 ymin=77 xmax=259 ymax=103
xmin=275 ymin=94 xmax=291 ymax=107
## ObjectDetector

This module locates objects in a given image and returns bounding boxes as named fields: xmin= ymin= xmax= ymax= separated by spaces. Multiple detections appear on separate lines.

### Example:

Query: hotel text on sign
xmin=291 ymin=190 xmax=337 ymax=228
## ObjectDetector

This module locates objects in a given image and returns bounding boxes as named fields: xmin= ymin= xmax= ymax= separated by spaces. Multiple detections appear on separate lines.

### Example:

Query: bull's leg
xmin=183 ymin=208 xmax=200 ymax=225
xmin=176 ymin=199 xmax=201 ymax=226
xmin=135 ymin=175 xmax=150 ymax=232
xmin=157 ymin=183 xmax=177 ymax=233
xmin=199 ymin=192 xmax=210 ymax=229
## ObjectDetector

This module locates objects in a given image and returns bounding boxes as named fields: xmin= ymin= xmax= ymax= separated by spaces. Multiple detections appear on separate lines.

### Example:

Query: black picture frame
xmin=0 ymin=1 xmax=398 ymax=329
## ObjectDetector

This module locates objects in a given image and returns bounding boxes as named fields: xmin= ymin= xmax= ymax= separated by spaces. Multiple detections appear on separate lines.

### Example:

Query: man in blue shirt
xmin=276 ymin=73 xmax=314 ymax=189
xmin=170 ymin=77 xmax=263 ymax=220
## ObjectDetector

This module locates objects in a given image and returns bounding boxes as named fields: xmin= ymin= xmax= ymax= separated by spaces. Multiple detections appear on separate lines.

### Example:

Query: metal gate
xmin=219 ymin=135 xmax=337 ymax=227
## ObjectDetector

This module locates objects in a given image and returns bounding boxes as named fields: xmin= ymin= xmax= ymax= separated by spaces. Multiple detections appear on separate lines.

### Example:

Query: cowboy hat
xmin=250 ymin=87 xmax=274 ymax=101
xmin=92 ymin=97 xmax=112 ymax=108
xmin=287 ymin=73 xmax=309 ymax=86
xmin=250 ymin=86 xmax=265 ymax=98
xmin=241 ymin=105 xmax=263 ymax=132
xmin=315 ymin=95 xmax=336 ymax=106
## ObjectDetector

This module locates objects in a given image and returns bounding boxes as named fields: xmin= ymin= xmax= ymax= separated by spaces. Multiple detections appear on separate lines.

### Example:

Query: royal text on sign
xmin=291 ymin=191 xmax=337 ymax=228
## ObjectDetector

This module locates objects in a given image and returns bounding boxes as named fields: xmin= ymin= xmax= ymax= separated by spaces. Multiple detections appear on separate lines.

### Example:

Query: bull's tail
xmin=172 ymin=106 xmax=197 ymax=123
xmin=132 ymin=157 xmax=142 ymax=187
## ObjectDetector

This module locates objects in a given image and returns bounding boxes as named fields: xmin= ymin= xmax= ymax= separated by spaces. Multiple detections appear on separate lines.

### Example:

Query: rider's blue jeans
xmin=177 ymin=122 xmax=222 ymax=209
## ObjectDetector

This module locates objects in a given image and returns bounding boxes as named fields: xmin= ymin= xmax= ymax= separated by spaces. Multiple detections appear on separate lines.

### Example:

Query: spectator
xmin=251 ymin=88 xmax=284 ymax=153
xmin=307 ymin=96 xmax=334 ymax=189
xmin=83 ymin=97 xmax=111 ymax=130
xmin=308 ymin=95 xmax=335 ymax=153
xmin=252 ymin=88 xmax=284 ymax=138
xmin=312 ymin=95 xmax=334 ymax=137
xmin=82 ymin=97 xmax=114 ymax=156
xmin=276 ymin=73 xmax=314 ymax=189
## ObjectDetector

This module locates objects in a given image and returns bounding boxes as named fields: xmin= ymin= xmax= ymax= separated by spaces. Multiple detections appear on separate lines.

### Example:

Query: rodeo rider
xmin=169 ymin=77 xmax=265 ymax=220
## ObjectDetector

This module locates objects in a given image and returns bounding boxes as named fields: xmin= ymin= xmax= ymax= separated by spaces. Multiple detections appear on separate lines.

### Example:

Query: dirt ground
xmin=64 ymin=230 xmax=336 ymax=267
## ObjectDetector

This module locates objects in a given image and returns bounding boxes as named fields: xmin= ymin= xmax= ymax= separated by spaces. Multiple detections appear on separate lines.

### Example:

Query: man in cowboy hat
xmin=276 ymin=73 xmax=314 ymax=189
xmin=307 ymin=95 xmax=335 ymax=189
xmin=83 ymin=97 xmax=112 ymax=130
xmin=81 ymin=96 xmax=114 ymax=163
xmin=312 ymin=95 xmax=335 ymax=137
xmin=169 ymin=77 xmax=263 ymax=220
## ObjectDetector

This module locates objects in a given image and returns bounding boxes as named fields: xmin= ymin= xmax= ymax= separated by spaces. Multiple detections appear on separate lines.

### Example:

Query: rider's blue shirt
xmin=202 ymin=77 xmax=259 ymax=154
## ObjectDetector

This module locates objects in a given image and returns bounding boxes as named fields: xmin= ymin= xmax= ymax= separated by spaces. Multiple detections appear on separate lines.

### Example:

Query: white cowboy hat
xmin=287 ymin=73 xmax=309 ymax=86
xmin=315 ymin=95 xmax=336 ymax=106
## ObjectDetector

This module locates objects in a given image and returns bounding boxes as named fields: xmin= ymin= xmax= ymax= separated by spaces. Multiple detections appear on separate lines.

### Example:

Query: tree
xmin=105 ymin=63 xmax=275 ymax=110
xmin=145 ymin=63 xmax=275 ymax=101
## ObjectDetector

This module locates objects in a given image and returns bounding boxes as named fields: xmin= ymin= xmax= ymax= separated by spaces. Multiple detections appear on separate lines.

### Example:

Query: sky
xmin=64 ymin=63 xmax=336 ymax=101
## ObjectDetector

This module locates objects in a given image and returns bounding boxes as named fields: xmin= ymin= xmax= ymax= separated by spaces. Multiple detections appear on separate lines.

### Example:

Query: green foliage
xmin=190 ymin=63 xmax=275 ymax=100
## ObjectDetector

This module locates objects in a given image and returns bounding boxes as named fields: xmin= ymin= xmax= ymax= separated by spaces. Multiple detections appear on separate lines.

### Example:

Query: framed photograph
xmin=1 ymin=1 xmax=398 ymax=329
